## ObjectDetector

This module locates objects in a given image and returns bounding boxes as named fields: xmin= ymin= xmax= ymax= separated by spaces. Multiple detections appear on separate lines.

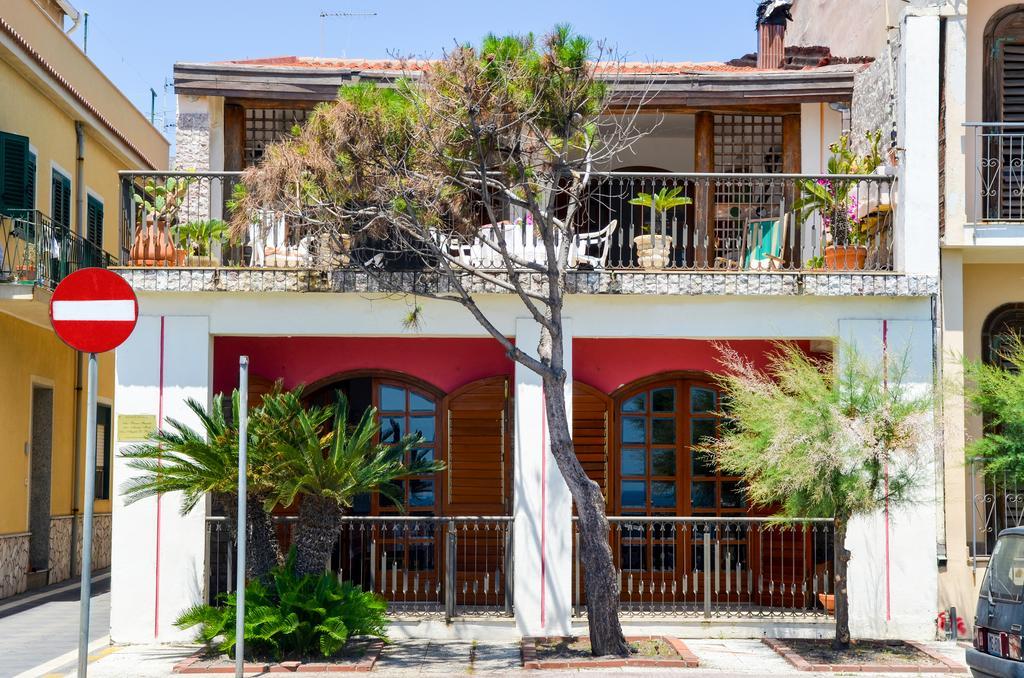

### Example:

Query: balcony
xmin=1 ymin=209 xmax=113 ymax=325
xmin=116 ymin=170 xmax=911 ymax=297
xmin=966 ymin=122 xmax=1024 ymax=245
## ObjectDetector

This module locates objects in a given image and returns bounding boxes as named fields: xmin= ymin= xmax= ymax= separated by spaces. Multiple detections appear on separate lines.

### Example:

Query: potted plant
xmin=794 ymin=131 xmax=884 ymax=271
xmin=130 ymin=176 xmax=191 ymax=266
xmin=170 ymin=219 xmax=232 ymax=266
xmin=628 ymin=186 xmax=691 ymax=270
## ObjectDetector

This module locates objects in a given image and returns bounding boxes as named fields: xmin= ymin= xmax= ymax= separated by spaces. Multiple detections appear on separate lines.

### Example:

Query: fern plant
xmin=176 ymin=551 xmax=388 ymax=660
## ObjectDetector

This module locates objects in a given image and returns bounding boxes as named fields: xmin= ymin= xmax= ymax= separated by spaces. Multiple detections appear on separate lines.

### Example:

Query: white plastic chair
xmin=569 ymin=220 xmax=618 ymax=269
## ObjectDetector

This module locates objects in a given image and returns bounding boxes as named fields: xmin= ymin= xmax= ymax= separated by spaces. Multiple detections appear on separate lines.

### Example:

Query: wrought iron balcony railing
xmin=1 ymin=209 xmax=113 ymax=289
xmin=967 ymin=122 xmax=1024 ymax=224
xmin=120 ymin=170 xmax=896 ymax=274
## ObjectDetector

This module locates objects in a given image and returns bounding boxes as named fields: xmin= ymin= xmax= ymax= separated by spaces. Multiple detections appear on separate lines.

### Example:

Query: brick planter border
xmin=521 ymin=635 xmax=699 ymax=670
xmin=762 ymin=638 xmax=966 ymax=673
xmin=173 ymin=640 xmax=384 ymax=674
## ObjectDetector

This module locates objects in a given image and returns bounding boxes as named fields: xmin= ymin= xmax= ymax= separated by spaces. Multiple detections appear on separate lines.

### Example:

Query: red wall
xmin=215 ymin=336 xmax=809 ymax=397
xmin=213 ymin=337 xmax=513 ymax=395
xmin=573 ymin=338 xmax=808 ymax=395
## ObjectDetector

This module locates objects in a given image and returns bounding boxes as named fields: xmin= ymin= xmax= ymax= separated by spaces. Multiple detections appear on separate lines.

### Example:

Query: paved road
xmin=0 ymin=570 xmax=109 ymax=677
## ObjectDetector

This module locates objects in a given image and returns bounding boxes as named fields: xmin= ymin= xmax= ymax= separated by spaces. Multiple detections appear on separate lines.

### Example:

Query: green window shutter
xmin=86 ymin=195 xmax=103 ymax=247
xmin=26 ymin=151 xmax=36 ymax=211
xmin=0 ymin=131 xmax=30 ymax=215
xmin=51 ymin=170 xmax=70 ymax=229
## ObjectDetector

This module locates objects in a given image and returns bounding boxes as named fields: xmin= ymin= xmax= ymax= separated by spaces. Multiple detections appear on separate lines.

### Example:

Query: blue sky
xmin=69 ymin=0 xmax=760 ymax=137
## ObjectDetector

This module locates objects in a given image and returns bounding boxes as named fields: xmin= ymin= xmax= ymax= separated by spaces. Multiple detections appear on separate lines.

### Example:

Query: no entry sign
xmin=49 ymin=268 xmax=138 ymax=353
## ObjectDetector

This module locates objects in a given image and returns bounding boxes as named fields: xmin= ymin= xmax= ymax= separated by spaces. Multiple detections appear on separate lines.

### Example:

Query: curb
xmin=173 ymin=640 xmax=383 ymax=673
xmin=762 ymin=637 xmax=967 ymax=673
xmin=521 ymin=635 xmax=699 ymax=670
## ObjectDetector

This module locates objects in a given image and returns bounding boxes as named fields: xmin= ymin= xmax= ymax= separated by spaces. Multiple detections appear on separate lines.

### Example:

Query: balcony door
xmin=984 ymin=7 xmax=1024 ymax=220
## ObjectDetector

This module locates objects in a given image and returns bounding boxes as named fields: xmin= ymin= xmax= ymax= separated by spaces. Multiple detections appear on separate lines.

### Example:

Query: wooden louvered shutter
xmin=572 ymin=382 xmax=611 ymax=502
xmin=443 ymin=376 xmax=510 ymax=515
xmin=0 ymin=132 xmax=30 ymax=215
xmin=26 ymin=152 xmax=35 ymax=212
xmin=998 ymin=43 xmax=1024 ymax=219
xmin=51 ymin=171 xmax=70 ymax=229
xmin=86 ymin=196 xmax=103 ymax=247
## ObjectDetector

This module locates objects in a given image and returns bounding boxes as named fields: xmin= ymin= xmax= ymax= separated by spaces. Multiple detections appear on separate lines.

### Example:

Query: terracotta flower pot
xmin=130 ymin=217 xmax=177 ymax=267
xmin=634 ymin=234 xmax=674 ymax=270
xmin=818 ymin=593 xmax=835 ymax=614
xmin=823 ymin=245 xmax=867 ymax=271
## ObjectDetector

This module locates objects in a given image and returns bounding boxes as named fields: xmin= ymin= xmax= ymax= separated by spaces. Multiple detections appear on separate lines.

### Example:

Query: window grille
xmin=244 ymin=108 xmax=313 ymax=166
xmin=713 ymin=115 xmax=784 ymax=261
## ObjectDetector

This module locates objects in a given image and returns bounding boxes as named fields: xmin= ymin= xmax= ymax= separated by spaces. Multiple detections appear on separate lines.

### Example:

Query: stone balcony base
xmin=113 ymin=267 xmax=938 ymax=298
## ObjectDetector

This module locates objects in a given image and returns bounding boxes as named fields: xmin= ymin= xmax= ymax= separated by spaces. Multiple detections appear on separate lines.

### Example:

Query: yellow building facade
xmin=0 ymin=0 xmax=167 ymax=597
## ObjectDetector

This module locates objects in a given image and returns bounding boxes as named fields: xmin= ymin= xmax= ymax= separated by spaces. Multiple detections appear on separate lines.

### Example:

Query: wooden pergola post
xmin=782 ymin=114 xmax=801 ymax=265
xmin=694 ymin=112 xmax=715 ymax=267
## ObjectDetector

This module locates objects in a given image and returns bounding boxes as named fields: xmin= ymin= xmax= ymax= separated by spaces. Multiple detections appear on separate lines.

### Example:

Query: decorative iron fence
xmin=970 ymin=460 xmax=1024 ymax=568
xmin=208 ymin=513 xmax=835 ymax=621
xmin=967 ymin=122 xmax=1024 ymax=223
xmin=572 ymin=516 xmax=836 ymax=619
xmin=0 ymin=209 xmax=112 ymax=288
xmin=206 ymin=515 xmax=513 ymax=620
xmin=121 ymin=171 xmax=895 ymax=273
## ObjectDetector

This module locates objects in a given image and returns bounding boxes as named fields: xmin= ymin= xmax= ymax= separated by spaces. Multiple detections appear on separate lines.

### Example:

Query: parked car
xmin=968 ymin=527 xmax=1024 ymax=677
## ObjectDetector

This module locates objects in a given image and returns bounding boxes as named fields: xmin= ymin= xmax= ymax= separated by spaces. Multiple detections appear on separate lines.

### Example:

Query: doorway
xmin=28 ymin=384 xmax=54 ymax=583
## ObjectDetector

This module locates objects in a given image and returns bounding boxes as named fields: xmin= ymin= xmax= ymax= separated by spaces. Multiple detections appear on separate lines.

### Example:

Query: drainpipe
xmin=69 ymin=121 xmax=86 ymax=577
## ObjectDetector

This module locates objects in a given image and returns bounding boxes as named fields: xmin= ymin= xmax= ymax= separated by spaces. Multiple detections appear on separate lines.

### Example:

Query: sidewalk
xmin=79 ymin=637 xmax=970 ymax=676
xmin=0 ymin=568 xmax=110 ymax=678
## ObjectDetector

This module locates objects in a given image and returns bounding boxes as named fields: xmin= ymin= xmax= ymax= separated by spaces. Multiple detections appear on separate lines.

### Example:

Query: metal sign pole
xmin=77 ymin=352 xmax=98 ymax=677
xmin=235 ymin=356 xmax=249 ymax=678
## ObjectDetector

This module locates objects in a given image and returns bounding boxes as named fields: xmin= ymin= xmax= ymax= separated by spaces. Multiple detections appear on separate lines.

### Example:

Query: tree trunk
xmin=833 ymin=517 xmax=851 ymax=649
xmin=293 ymin=494 xmax=343 ymax=577
xmin=543 ymin=376 xmax=630 ymax=657
xmin=247 ymin=492 xmax=282 ymax=580
xmin=216 ymin=492 xmax=282 ymax=581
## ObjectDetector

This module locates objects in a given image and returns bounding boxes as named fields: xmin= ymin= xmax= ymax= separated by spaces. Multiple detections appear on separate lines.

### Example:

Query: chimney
xmin=756 ymin=0 xmax=793 ymax=69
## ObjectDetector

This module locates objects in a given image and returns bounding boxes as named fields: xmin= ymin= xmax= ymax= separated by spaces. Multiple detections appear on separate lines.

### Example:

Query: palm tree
xmin=266 ymin=391 xmax=444 ymax=577
xmin=120 ymin=391 xmax=282 ymax=579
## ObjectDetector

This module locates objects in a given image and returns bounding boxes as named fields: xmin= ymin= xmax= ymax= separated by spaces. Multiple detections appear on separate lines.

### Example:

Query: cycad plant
xmin=266 ymin=391 xmax=444 ymax=576
xmin=628 ymin=186 xmax=693 ymax=234
xmin=120 ymin=390 xmax=282 ymax=579
xmin=176 ymin=550 xmax=388 ymax=660
xmin=703 ymin=342 xmax=931 ymax=648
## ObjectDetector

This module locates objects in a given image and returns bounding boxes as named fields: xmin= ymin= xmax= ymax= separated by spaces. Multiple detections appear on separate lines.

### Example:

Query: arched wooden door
xmin=608 ymin=373 xmax=816 ymax=610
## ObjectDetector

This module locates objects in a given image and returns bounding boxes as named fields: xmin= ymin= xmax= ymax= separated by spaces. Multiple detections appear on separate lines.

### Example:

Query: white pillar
xmin=513 ymin=318 xmax=573 ymax=637
xmin=898 ymin=14 xmax=940 ymax=275
xmin=110 ymin=315 xmax=211 ymax=643
xmin=839 ymin=317 xmax=937 ymax=640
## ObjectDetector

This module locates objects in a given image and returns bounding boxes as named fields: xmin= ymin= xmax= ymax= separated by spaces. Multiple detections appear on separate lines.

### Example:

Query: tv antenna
xmin=319 ymin=11 xmax=377 ymax=58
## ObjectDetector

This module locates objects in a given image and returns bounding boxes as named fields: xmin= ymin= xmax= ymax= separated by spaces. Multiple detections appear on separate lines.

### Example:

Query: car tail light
xmin=1003 ymin=633 xmax=1012 ymax=659
xmin=976 ymin=626 xmax=986 ymax=650
xmin=1011 ymin=634 xmax=1024 ymax=661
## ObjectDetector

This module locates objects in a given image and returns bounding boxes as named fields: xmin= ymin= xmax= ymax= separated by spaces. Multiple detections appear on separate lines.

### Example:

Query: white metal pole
xmin=77 ymin=352 xmax=98 ymax=677
xmin=235 ymin=356 xmax=249 ymax=678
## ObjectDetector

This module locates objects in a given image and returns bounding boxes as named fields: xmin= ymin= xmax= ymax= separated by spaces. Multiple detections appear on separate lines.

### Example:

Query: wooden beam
xmin=607 ymin=103 xmax=801 ymax=115
xmin=694 ymin=112 xmax=715 ymax=267
xmin=223 ymin=104 xmax=245 ymax=171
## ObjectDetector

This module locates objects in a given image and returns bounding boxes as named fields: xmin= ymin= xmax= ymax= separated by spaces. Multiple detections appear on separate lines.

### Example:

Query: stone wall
xmin=851 ymin=51 xmax=897 ymax=156
xmin=0 ymin=533 xmax=29 ymax=599
xmin=46 ymin=513 xmax=113 ymax=586
xmin=174 ymin=110 xmax=213 ymax=228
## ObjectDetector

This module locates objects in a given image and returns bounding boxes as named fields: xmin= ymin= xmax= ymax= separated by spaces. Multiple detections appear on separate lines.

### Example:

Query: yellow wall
xmin=0 ymin=0 xmax=166 ymax=542
xmin=0 ymin=314 xmax=114 ymax=534
xmin=3 ymin=0 xmax=168 ymax=167
xmin=0 ymin=58 xmax=125 ymax=258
